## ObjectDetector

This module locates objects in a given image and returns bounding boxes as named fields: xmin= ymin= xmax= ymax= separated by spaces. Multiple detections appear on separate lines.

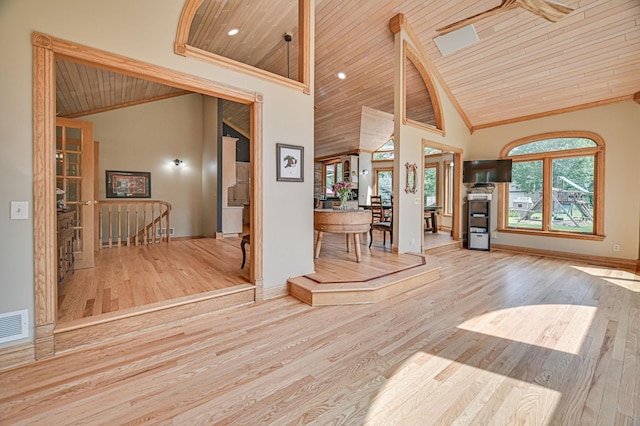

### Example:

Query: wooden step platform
xmin=289 ymin=251 xmax=440 ymax=306
xmin=423 ymin=240 xmax=462 ymax=255
xmin=54 ymin=284 xmax=255 ymax=353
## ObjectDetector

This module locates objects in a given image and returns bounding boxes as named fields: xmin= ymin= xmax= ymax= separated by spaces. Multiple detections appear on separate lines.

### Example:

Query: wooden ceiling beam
xmin=314 ymin=150 xmax=361 ymax=163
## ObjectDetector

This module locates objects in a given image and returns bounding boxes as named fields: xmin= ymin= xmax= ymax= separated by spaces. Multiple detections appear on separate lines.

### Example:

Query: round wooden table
xmin=313 ymin=209 xmax=372 ymax=262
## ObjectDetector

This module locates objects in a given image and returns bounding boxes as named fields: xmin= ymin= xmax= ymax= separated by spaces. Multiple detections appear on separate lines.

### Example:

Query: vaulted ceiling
xmin=56 ymin=0 xmax=640 ymax=159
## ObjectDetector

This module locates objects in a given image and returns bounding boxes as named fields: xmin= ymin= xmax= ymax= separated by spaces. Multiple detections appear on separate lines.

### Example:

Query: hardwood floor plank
xmin=1 ymin=250 xmax=638 ymax=424
xmin=57 ymin=237 xmax=250 ymax=323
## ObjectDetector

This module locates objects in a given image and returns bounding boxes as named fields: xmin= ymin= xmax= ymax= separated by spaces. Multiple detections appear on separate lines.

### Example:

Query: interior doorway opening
xmin=56 ymin=65 xmax=254 ymax=323
xmin=33 ymin=32 xmax=263 ymax=358
xmin=421 ymin=139 xmax=462 ymax=252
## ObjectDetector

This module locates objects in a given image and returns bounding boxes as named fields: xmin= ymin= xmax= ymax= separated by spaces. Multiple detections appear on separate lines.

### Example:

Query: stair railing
xmin=98 ymin=200 xmax=172 ymax=248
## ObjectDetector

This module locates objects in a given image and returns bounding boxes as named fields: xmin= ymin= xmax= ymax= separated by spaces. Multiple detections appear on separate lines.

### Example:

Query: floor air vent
xmin=0 ymin=310 xmax=28 ymax=344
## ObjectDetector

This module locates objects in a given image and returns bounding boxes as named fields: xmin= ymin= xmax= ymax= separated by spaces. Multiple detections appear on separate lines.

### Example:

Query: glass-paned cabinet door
xmin=55 ymin=117 xmax=95 ymax=269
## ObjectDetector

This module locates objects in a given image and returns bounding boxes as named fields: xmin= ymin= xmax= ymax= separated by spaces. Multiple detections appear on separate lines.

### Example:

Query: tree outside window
xmin=424 ymin=165 xmax=437 ymax=206
xmin=374 ymin=169 xmax=393 ymax=204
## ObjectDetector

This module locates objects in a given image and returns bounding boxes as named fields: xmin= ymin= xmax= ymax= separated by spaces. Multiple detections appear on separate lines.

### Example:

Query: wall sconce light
xmin=171 ymin=158 xmax=184 ymax=167
xmin=361 ymin=169 xmax=369 ymax=175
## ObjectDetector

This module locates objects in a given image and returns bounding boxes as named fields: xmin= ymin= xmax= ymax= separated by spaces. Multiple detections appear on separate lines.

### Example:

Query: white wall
xmin=469 ymin=101 xmax=640 ymax=261
xmin=87 ymin=94 xmax=205 ymax=238
xmin=0 ymin=0 xmax=315 ymax=347
xmin=358 ymin=153 xmax=373 ymax=205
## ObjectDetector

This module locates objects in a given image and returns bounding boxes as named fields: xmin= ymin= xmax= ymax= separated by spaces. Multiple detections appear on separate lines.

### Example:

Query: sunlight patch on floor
xmin=495 ymin=382 xmax=562 ymax=426
xmin=364 ymin=351 xmax=562 ymax=425
xmin=457 ymin=304 xmax=597 ymax=355
xmin=365 ymin=351 xmax=469 ymax=424
xmin=572 ymin=265 xmax=640 ymax=292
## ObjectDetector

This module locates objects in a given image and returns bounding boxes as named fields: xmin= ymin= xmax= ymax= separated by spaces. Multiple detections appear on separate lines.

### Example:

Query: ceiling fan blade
xmin=515 ymin=0 xmax=574 ymax=22
xmin=436 ymin=3 xmax=517 ymax=36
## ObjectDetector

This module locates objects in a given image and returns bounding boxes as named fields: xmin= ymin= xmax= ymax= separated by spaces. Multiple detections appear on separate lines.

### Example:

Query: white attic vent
xmin=0 ymin=310 xmax=28 ymax=344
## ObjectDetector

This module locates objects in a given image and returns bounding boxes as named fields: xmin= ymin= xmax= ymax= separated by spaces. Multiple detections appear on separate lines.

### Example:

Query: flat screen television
xmin=463 ymin=159 xmax=512 ymax=183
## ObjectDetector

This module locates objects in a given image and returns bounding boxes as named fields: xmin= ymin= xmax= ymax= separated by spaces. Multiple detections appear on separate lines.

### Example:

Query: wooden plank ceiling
xmin=55 ymin=0 xmax=640 ymax=160
xmin=56 ymin=58 xmax=252 ymax=137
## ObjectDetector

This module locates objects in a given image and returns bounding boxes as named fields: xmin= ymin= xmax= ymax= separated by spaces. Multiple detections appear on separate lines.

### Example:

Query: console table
xmin=313 ymin=209 xmax=372 ymax=263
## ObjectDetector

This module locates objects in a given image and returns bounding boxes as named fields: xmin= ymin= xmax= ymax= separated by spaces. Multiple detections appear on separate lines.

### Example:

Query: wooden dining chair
xmin=370 ymin=195 xmax=383 ymax=222
xmin=369 ymin=196 xmax=392 ymax=247
xmin=240 ymin=234 xmax=250 ymax=268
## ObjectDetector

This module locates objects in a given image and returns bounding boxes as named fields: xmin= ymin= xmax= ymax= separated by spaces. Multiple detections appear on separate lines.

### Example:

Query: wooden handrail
xmin=98 ymin=200 xmax=172 ymax=248
xmin=138 ymin=209 xmax=166 ymax=243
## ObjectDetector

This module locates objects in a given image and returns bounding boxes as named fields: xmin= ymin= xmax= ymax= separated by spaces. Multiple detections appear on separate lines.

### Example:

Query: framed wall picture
xmin=276 ymin=143 xmax=304 ymax=182
xmin=106 ymin=170 xmax=151 ymax=198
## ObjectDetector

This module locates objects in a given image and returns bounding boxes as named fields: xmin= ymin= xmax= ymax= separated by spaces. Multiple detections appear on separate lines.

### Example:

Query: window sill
xmin=498 ymin=228 xmax=605 ymax=242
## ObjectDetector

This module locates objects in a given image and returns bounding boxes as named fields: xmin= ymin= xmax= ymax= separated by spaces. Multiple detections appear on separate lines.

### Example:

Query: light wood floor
xmin=58 ymin=237 xmax=250 ymax=323
xmin=58 ymin=228 xmax=456 ymax=323
xmin=311 ymin=231 xmax=426 ymax=283
xmin=423 ymin=229 xmax=455 ymax=249
xmin=4 ymin=249 xmax=638 ymax=424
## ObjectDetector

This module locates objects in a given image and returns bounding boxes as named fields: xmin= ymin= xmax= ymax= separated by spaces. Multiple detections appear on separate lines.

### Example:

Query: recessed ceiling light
xmin=228 ymin=28 xmax=239 ymax=36
xmin=337 ymin=72 xmax=346 ymax=80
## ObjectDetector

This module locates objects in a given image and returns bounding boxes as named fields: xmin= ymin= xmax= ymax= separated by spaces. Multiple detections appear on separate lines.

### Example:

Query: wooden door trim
xmin=33 ymin=37 xmax=57 ymax=359
xmin=94 ymin=141 xmax=100 ymax=251
xmin=32 ymin=32 xmax=264 ymax=358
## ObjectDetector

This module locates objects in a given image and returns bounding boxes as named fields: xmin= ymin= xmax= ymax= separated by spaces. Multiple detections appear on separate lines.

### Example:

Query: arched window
xmin=175 ymin=0 xmax=311 ymax=93
xmin=499 ymin=132 xmax=605 ymax=240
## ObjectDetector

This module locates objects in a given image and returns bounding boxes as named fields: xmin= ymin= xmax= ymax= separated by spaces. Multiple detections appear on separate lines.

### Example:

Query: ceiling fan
xmin=436 ymin=0 xmax=574 ymax=35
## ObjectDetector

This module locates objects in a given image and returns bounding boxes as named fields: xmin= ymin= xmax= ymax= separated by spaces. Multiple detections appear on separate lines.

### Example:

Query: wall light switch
xmin=10 ymin=201 xmax=29 ymax=220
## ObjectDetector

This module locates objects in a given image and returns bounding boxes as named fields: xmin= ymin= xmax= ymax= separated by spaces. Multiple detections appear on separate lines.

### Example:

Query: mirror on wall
xmin=405 ymin=162 xmax=417 ymax=194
